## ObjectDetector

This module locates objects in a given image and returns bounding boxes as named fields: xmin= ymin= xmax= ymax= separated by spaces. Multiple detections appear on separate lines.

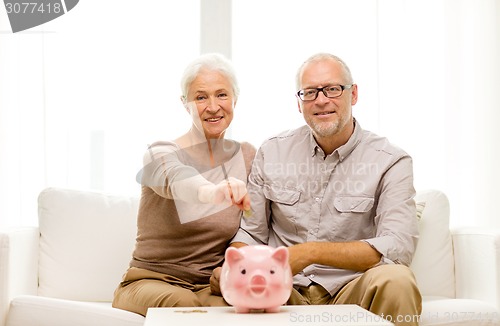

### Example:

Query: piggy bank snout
xmin=250 ymin=274 xmax=267 ymax=295
xmin=251 ymin=274 xmax=267 ymax=285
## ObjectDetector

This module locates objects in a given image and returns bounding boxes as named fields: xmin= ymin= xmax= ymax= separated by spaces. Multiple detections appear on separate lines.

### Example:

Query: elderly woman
xmin=112 ymin=53 xmax=256 ymax=316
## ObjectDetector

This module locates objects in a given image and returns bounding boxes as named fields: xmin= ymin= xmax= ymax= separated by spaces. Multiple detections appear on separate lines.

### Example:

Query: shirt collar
xmin=337 ymin=118 xmax=362 ymax=161
xmin=309 ymin=132 xmax=321 ymax=157
xmin=309 ymin=118 xmax=363 ymax=161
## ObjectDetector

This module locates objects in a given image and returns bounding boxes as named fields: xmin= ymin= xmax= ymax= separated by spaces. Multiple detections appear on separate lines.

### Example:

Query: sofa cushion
xmin=411 ymin=190 xmax=455 ymax=298
xmin=38 ymin=188 xmax=139 ymax=301
xmin=6 ymin=295 xmax=144 ymax=326
xmin=421 ymin=296 xmax=500 ymax=326
xmin=416 ymin=201 xmax=426 ymax=221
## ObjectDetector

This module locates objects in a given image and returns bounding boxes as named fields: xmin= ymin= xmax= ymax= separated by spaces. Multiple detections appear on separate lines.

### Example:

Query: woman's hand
xmin=210 ymin=267 xmax=222 ymax=295
xmin=198 ymin=177 xmax=250 ymax=211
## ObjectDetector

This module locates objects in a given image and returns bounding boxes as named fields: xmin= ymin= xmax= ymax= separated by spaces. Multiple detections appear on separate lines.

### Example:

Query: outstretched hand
xmin=198 ymin=178 xmax=251 ymax=211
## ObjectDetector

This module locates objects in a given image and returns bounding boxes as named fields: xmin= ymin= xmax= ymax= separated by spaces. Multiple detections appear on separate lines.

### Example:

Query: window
xmin=231 ymin=0 xmax=380 ymax=147
xmin=1 ymin=0 xmax=499 ymax=228
xmin=43 ymin=0 xmax=200 ymax=195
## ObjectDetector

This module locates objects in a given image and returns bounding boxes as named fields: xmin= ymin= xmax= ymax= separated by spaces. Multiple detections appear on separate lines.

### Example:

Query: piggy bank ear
xmin=272 ymin=246 xmax=289 ymax=267
xmin=225 ymin=247 xmax=244 ymax=267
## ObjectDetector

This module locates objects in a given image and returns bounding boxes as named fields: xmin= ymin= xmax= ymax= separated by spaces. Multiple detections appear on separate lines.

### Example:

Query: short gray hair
xmin=180 ymin=53 xmax=239 ymax=102
xmin=295 ymin=53 xmax=354 ymax=91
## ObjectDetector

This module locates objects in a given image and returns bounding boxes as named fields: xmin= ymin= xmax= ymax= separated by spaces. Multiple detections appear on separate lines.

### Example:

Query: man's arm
xmin=287 ymin=241 xmax=382 ymax=276
xmin=229 ymin=241 xmax=248 ymax=248
xmin=287 ymin=155 xmax=417 ymax=276
xmin=214 ymin=241 xmax=382 ymax=283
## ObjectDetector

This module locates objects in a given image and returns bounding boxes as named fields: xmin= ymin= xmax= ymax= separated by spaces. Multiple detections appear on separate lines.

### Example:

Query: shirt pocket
xmin=333 ymin=196 xmax=375 ymax=213
xmin=329 ymin=196 xmax=375 ymax=241
xmin=263 ymin=185 xmax=300 ymax=235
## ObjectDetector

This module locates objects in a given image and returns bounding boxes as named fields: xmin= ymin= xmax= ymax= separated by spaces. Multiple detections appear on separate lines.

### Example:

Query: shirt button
xmin=309 ymin=274 xmax=315 ymax=278
xmin=315 ymin=197 xmax=320 ymax=202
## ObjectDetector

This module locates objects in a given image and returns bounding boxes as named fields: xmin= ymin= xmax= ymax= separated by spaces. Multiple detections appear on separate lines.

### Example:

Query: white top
xmin=144 ymin=305 xmax=394 ymax=326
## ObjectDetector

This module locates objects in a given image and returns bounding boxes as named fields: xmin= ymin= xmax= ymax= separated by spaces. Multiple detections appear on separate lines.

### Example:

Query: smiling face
xmin=185 ymin=68 xmax=236 ymax=139
xmin=297 ymin=58 xmax=358 ymax=149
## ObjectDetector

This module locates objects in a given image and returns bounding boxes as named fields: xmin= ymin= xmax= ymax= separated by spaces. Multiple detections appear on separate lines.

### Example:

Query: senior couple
xmin=112 ymin=52 xmax=421 ymax=326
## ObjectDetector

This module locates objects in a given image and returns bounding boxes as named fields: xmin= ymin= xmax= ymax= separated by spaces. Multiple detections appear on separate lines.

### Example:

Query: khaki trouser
xmin=112 ymin=267 xmax=228 ymax=316
xmin=288 ymin=265 xmax=422 ymax=326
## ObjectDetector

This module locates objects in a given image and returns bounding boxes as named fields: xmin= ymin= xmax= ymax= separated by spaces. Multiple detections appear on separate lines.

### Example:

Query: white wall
xmin=1 ymin=0 xmax=499 ymax=228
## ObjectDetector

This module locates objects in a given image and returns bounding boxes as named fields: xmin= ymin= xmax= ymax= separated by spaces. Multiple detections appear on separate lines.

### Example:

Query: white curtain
xmin=376 ymin=0 xmax=500 ymax=227
xmin=0 ymin=0 xmax=200 ymax=227
xmin=232 ymin=0 xmax=500 ymax=228
xmin=1 ymin=0 xmax=499 ymax=228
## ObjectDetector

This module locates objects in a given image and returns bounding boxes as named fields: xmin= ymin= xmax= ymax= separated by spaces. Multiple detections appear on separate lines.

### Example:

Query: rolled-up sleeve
xmin=362 ymin=155 xmax=418 ymax=266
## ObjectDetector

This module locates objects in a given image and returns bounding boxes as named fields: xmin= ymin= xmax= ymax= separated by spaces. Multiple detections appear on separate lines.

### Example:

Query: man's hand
xmin=287 ymin=243 xmax=313 ymax=275
xmin=210 ymin=267 xmax=222 ymax=295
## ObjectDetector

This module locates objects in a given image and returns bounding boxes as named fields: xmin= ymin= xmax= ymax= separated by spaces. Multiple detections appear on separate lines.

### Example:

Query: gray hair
xmin=295 ymin=53 xmax=354 ymax=91
xmin=180 ymin=53 xmax=240 ymax=102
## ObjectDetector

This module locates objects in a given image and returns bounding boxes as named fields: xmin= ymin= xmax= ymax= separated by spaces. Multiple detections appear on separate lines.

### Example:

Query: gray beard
xmin=310 ymin=119 xmax=341 ymax=138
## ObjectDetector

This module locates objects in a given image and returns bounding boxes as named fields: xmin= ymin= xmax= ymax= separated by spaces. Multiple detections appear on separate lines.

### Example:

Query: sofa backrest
xmin=411 ymin=189 xmax=455 ymax=298
xmin=36 ymin=187 xmax=456 ymax=302
xmin=37 ymin=187 xmax=139 ymax=302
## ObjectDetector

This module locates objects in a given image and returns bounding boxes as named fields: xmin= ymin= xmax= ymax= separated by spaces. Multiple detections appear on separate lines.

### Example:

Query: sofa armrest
xmin=0 ymin=227 xmax=39 ymax=326
xmin=452 ymin=227 xmax=500 ymax=309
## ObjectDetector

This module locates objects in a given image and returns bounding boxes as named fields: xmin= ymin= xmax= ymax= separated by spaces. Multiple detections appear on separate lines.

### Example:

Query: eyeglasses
xmin=296 ymin=84 xmax=353 ymax=101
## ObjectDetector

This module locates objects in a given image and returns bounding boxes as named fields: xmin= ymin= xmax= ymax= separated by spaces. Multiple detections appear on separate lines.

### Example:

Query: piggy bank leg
xmin=264 ymin=306 xmax=281 ymax=313
xmin=234 ymin=307 xmax=251 ymax=313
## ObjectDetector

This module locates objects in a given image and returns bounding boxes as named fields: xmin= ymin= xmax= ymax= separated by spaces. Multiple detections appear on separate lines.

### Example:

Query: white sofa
xmin=0 ymin=188 xmax=499 ymax=326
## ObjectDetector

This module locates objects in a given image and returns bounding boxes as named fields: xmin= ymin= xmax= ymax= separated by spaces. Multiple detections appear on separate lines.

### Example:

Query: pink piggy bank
xmin=220 ymin=245 xmax=293 ymax=313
